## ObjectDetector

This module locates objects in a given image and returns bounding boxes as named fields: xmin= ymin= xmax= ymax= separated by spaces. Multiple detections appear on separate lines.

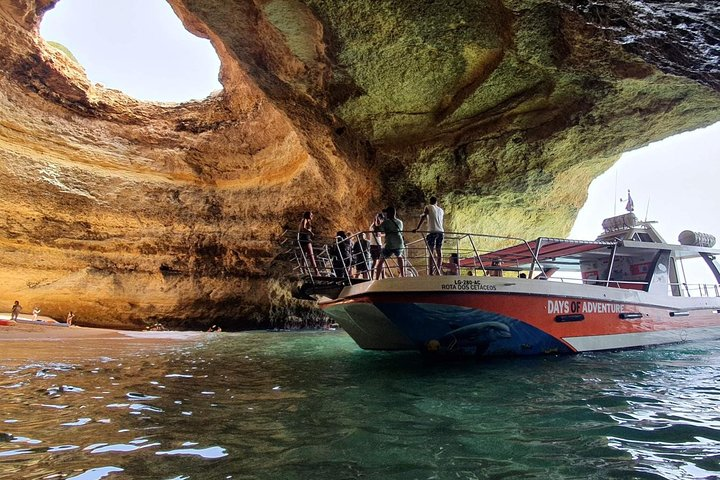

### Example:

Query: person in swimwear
xmin=298 ymin=211 xmax=320 ymax=276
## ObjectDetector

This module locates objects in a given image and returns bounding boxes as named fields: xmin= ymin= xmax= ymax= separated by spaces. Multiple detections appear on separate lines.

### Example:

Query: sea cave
xmin=0 ymin=0 xmax=718 ymax=329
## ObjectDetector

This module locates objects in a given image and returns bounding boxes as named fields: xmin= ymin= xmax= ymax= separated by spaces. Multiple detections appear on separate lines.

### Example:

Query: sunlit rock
xmin=0 ymin=0 xmax=718 ymax=328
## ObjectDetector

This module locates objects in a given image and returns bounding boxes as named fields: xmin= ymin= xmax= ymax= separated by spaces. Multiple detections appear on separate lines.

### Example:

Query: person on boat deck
xmin=489 ymin=259 xmax=503 ymax=277
xmin=369 ymin=211 xmax=385 ymax=278
xmin=11 ymin=300 xmax=21 ymax=321
xmin=374 ymin=206 xmax=405 ymax=279
xmin=352 ymin=232 xmax=372 ymax=279
xmin=332 ymin=231 xmax=353 ymax=278
xmin=413 ymin=196 xmax=445 ymax=275
xmin=298 ymin=211 xmax=320 ymax=276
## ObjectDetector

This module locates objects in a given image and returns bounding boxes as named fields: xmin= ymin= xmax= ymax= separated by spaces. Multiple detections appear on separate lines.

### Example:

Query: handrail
xmin=282 ymin=228 xmax=720 ymax=300
xmin=288 ymin=229 xmax=541 ymax=284
xmin=667 ymin=282 xmax=720 ymax=298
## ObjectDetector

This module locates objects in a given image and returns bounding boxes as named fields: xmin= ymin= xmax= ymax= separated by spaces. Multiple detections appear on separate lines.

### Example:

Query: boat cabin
xmin=495 ymin=213 xmax=720 ymax=298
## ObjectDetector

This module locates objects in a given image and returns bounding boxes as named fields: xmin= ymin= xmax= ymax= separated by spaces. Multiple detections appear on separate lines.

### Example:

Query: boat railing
xmin=668 ymin=282 xmax=720 ymax=298
xmin=283 ymin=229 xmax=720 ymax=297
xmin=285 ymin=229 xmax=541 ymax=285
xmin=550 ymin=277 xmax=650 ymax=288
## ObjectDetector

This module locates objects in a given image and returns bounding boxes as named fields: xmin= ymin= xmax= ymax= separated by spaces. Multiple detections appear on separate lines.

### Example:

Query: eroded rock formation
xmin=0 ymin=0 xmax=718 ymax=329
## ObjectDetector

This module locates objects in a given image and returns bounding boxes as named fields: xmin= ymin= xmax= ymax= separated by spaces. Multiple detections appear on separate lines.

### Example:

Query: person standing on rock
xmin=32 ymin=306 xmax=41 ymax=321
xmin=66 ymin=311 xmax=75 ymax=327
xmin=11 ymin=301 xmax=21 ymax=321
xmin=414 ymin=196 xmax=445 ymax=275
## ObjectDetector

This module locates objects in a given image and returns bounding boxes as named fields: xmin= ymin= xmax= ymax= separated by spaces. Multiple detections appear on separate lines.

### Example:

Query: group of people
xmin=9 ymin=300 xmax=75 ymax=325
xmin=297 ymin=196 xmax=446 ymax=280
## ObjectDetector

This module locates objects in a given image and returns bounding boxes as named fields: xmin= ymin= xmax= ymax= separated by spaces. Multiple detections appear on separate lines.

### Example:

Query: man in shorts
xmin=413 ymin=196 xmax=445 ymax=275
xmin=374 ymin=206 xmax=405 ymax=279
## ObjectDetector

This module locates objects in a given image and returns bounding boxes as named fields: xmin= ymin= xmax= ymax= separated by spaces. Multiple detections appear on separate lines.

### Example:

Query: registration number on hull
xmin=441 ymin=279 xmax=498 ymax=291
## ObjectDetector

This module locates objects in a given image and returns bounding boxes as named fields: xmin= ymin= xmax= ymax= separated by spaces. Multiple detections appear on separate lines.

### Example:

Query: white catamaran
xmin=290 ymin=210 xmax=720 ymax=357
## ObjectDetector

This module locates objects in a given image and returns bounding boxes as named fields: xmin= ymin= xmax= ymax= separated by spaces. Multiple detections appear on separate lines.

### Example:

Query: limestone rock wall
xmin=0 ymin=0 xmax=718 ymax=329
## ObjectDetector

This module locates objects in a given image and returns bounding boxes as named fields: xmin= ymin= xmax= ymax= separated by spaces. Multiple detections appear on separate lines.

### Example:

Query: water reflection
xmin=1 ymin=332 xmax=720 ymax=478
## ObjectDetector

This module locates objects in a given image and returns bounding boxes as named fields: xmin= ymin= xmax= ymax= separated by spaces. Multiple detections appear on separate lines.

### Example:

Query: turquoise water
xmin=2 ymin=332 xmax=720 ymax=479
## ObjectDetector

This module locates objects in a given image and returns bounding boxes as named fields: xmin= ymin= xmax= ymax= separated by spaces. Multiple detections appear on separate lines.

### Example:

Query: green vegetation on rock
xmin=296 ymin=0 xmax=720 ymax=239
xmin=47 ymin=40 xmax=79 ymax=64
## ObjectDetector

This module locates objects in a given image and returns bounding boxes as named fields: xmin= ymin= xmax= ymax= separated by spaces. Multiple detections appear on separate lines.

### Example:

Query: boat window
xmin=631 ymin=232 xmax=655 ymax=242
xmin=673 ymin=255 xmax=720 ymax=297
xmin=668 ymin=256 xmax=681 ymax=296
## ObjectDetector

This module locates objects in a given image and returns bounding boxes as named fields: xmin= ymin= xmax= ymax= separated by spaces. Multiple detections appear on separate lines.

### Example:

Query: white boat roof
xmin=618 ymin=239 xmax=720 ymax=258
xmin=458 ymin=236 xmax=720 ymax=270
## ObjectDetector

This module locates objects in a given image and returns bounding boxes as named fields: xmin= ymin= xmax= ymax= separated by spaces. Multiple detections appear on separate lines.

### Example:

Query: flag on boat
xmin=625 ymin=190 xmax=634 ymax=212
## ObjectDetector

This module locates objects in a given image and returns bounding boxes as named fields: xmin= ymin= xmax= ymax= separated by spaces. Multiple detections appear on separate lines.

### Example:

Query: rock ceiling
xmin=0 ymin=0 xmax=718 ymax=328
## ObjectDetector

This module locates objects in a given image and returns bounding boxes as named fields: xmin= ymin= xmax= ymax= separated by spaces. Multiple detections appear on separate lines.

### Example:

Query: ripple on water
xmin=61 ymin=418 xmax=93 ymax=427
xmin=89 ymin=443 xmax=160 ymax=454
xmin=3 ymin=333 xmax=720 ymax=479
xmin=156 ymin=446 xmax=228 ymax=459
xmin=66 ymin=466 xmax=124 ymax=480
xmin=126 ymin=392 xmax=159 ymax=401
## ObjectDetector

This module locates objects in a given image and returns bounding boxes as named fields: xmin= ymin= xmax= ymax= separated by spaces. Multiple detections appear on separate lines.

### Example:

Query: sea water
xmin=2 ymin=331 xmax=720 ymax=480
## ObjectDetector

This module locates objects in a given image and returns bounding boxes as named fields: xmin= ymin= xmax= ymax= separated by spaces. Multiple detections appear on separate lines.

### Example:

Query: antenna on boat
xmin=644 ymin=197 xmax=651 ymax=222
xmin=613 ymin=170 xmax=618 ymax=216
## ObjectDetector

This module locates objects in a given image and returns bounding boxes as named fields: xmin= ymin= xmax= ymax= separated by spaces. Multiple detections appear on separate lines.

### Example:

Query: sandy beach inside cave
xmin=0 ymin=312 xmax=211 ymax=364
xmin=0 ymin=312 xmax=207 ymax=342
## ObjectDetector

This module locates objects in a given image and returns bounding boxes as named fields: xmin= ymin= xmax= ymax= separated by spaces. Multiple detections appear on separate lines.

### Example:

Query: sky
xmin=570 ymin=121 xmax=720 ymax=244
xmin=39 ymin=1 xmax=720 ymax=244
xmin=39 ymin=0 xmax=222 ymax=102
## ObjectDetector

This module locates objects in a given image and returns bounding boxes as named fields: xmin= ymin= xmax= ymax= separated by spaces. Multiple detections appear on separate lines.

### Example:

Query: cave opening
xmin=571 ymin=121 xmax=720 ymax=242
xmin=39 ymin=0 xmax=222 ymax=103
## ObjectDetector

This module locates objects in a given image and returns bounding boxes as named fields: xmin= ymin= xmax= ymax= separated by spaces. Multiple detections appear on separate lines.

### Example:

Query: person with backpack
xmin=332 ymin=231 xmax=353 ymax=278
xmin=352 ymin=232 xmax=372 ymax=279
xmin=373 ymin=206 xmax=405 ymax=279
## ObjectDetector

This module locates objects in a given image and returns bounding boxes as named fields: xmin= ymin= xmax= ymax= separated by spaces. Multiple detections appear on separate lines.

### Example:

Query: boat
xmin=290 ymin=212 xmax=720 ymax=357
